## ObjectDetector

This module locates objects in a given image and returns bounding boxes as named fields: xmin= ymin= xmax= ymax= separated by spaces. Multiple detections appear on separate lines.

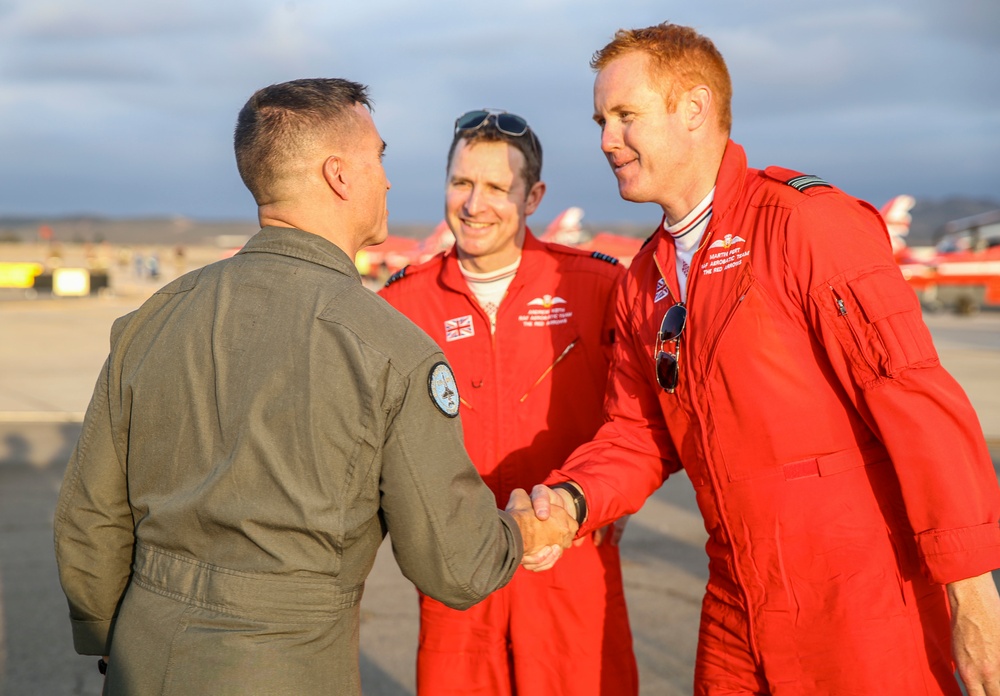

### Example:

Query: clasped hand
xmin=505 ymin=488 xmax=578 ymax=572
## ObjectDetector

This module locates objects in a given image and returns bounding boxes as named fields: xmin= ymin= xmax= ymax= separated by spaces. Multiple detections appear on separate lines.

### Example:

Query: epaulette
xmin=640 ymin=231 xmax=657 ymax=250
xmin=764 ymin=166 xmax=832 ymax=193
xmin=383 ymin=266 xmax=409 ymax=288
xmin=785 ymin=174 xmax=831 ymax=192
xmin=590 ymin=251 xmax=619 ymax=265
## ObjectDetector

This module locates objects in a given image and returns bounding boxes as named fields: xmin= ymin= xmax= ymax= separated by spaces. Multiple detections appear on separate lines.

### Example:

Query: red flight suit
xmin=380 ymin=230 xmax=637 ymax=696
xmin=548 ymin=141 xmax=1000 ymax=695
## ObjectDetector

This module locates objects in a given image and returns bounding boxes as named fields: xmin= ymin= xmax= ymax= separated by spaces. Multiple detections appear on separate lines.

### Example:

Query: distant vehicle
xmin=884 ymin=199 xmax=1000 ymax=315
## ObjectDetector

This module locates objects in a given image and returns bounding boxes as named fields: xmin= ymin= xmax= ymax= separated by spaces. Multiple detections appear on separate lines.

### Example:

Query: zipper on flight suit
xmin=703 ymin=271 xmax=752 ymax=375
xmin=661 ymin=226 xmax=766 ymax=665
xmin=829 ymin=285 xmax=881 ymax=375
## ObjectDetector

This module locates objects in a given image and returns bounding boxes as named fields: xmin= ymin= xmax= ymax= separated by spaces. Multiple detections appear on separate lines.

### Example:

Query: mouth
xmin=460 ymin=219 xmax=494 ymax=231
xmin=609 ymin=156 xmax=636 ymax=177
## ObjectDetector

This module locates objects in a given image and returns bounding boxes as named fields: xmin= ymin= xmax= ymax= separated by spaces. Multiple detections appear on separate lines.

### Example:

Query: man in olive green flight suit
xmin=53 ymin=78 xmax=575 ymax=696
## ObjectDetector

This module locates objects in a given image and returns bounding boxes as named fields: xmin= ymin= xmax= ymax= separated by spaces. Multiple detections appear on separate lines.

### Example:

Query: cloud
xmin=0 ymin=0 xmax=996 ymax=223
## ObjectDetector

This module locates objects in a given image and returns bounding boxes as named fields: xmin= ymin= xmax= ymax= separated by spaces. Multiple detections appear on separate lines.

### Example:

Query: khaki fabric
xmin=54 ymin=227 xmax=522 ymax=695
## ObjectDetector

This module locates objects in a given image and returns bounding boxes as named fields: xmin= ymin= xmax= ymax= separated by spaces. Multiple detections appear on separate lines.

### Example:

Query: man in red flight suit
xmin=380 ymin=109 xmax=637 ymax=695
xmin=527 ymin=23 xmax=1000 ymax=696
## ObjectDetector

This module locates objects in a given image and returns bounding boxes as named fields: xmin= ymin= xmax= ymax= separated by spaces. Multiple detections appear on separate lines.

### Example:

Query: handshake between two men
xmin=504 ymin=484 xmax=583 ymax=572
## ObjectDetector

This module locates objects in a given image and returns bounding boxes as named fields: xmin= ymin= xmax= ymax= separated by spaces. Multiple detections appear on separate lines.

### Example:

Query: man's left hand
xmin=949 ymin=571 xmax=1000 ymax=695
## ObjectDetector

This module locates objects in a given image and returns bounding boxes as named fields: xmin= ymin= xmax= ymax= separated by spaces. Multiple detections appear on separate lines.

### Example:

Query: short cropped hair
xmin=234 ymin=78 xmax=373 ymax=201
xmin=592 ymin=23 xmax=732 ymax=134
xmin=446 ymin=118 xmax=543 ymax=193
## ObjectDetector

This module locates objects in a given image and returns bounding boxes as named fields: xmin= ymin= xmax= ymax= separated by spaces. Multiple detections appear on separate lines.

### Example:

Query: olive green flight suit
xmin=54 ymin=227 xmax=523 ymax=695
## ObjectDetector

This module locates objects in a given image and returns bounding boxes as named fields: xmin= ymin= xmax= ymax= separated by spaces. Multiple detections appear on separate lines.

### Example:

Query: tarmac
xmin=1 ymin=268 xmax=999 ymax=696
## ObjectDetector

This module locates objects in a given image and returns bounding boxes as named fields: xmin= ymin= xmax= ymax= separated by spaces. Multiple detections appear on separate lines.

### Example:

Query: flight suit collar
xmin=651 ymin=139 xmax=749 ymax=305
xmin=238 ymin=226 xmax=362 ymax=282
xmin=437 ymin=226 xmax=543 ymax=298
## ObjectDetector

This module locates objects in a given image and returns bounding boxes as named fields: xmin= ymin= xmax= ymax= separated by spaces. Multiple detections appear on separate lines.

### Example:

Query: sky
xmin=1 ymin=0 xmax=998 ymax=227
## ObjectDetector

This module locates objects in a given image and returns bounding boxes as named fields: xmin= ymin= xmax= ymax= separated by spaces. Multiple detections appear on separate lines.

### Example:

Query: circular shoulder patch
xmin=427 ymin=361 xmax=460 ymax=418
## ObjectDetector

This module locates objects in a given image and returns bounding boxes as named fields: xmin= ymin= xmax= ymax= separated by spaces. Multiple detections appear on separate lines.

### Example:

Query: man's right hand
xmin=505 ymin=488 xmax=577 ymax=571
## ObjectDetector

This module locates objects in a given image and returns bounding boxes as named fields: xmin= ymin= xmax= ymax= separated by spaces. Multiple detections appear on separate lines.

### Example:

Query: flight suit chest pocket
xmin=817 ymin=266 xmax=938 ymax=386
xmin=700 ymin=262 xmax=758 ymax=372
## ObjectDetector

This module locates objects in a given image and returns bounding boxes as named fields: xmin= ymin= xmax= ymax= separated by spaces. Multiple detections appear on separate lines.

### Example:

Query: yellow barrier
xmin=0 ymin=262 xmax=43 ymax=288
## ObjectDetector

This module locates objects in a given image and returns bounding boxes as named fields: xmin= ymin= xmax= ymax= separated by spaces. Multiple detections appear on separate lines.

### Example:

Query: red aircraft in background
xmin=359 ymin=200 xmax=1000 ymax=315
xmin=881 ymin=195 xmax=1000 ymax=314
xmin=356 ymin=207 xmax=645 ymax=285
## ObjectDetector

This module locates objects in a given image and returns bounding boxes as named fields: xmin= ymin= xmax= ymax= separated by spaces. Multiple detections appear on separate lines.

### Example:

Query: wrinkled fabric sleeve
xmin=53 ymin=356 xmax=135 ymax=655
xmin=787 ymin=194 xmax=1000 ymax=584
xmin=380 ymin=352 xmax=522 ymax=609
xmin=546 ymin=270 xmax=681 ymax=535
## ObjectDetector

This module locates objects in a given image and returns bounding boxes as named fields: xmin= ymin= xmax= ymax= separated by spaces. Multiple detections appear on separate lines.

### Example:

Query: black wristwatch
xmin=550 ymin=482 xmax=587 ymax=526
xmin=98 ymin=658 xmax=108 ymax=675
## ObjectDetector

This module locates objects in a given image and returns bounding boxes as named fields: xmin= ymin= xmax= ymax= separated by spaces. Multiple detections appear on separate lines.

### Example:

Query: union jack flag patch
xmin=654 ymin=278 xmax=670 ymax=303
xmin=444 ymin=315 xmax=475 ymax=342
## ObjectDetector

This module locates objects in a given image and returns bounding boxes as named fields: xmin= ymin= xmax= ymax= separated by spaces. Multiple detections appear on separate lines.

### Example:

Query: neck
xmin=258 ymin=201 xmax=359 ymax=260
xmin=661 ymin=137 xmax=727 ymax=226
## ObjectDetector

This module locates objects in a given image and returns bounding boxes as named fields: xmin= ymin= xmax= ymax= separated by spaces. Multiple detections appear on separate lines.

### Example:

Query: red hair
xmin=592 ymin=23 xmax=732 ymax=133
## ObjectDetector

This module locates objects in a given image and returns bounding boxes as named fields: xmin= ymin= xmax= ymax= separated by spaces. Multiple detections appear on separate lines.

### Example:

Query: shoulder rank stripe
xmin=383 ymin=266 xmax=408 ymax=287
xmin=590 ymin=251 xmax=619 ymax=265
xmin=785 ymin=174 xmax=831 ymax=192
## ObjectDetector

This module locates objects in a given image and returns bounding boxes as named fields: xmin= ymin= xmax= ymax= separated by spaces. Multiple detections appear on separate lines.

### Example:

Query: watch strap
xmin=550 ymin=482 xmax=587 ymax=526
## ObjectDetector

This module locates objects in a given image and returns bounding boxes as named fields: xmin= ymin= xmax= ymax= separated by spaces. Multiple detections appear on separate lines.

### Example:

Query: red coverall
xmin=548 ymin=141 xmax=1000 ymax=695
xmin=380 ymin=230 xmax=637 ymax=696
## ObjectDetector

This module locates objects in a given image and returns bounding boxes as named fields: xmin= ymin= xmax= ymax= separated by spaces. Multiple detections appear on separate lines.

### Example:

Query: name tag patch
xmin=701 ymin=235 xmax=749 ymax=276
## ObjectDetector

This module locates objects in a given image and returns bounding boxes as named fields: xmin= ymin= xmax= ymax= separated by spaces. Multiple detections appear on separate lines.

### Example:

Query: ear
xmin=322 ymin=155 xmax=349 ymax=200
xmin=685 ymin=85 xmax=713 ymax=132
xmin=524 ymin=180 xmax=547 ymax=216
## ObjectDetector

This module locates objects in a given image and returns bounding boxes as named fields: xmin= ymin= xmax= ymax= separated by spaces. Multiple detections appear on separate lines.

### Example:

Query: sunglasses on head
xmin=655 ymin=303 xmax=687 ymax=393
xmin=455 ymin=109 xmax=530 ymax=137
xmin=454 ymin=109 xmax=539 ymax=156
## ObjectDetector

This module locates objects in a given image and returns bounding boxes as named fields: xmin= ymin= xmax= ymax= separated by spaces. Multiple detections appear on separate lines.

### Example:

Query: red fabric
xmin=548 ymin=141 xmax=1000 ymax=694
xmin=380 ymin=229 xmax=637 ymax=696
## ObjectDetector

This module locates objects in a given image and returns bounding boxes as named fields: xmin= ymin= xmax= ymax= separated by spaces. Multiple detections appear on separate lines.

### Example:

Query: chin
xmin=366 ymin=228 xmax=389 ymax=248
xmin=618 ymin=185 xmax=651 ymax=205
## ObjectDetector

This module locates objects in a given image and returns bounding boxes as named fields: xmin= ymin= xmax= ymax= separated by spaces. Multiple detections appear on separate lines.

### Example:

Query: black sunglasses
xmin=454 ymin=109 xmax=539 ymax=156
xmin=655 ymin=303 xmax=687 ymax=393
xmin=455 ymin=109 xmax=530 ymax=136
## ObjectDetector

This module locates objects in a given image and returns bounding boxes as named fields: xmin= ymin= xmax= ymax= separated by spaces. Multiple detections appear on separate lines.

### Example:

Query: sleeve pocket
xmin=821 ymin=266 xmax=938 ymax=383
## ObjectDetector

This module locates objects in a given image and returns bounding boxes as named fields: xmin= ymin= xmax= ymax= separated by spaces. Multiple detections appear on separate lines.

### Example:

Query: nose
xmin=600 ymin=123 xmax=620 ymax=154
xmin=463 ymin=186 xmax=484 ymax=215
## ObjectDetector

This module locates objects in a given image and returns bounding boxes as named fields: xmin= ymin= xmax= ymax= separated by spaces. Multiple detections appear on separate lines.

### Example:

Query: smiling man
xmin=529 ymin=21 xmax=1000 ymax=696
xmin=380 ymin=110 xmax=637 ymax=695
